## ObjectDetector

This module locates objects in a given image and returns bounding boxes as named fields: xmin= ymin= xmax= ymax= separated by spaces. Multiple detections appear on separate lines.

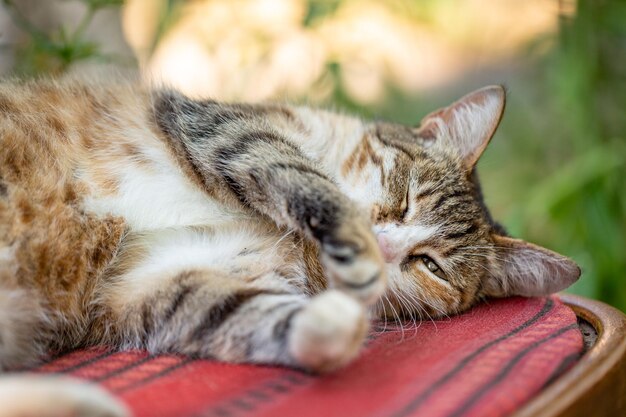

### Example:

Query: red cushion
xmin=30 ymin=296 xmax=581 ymax=417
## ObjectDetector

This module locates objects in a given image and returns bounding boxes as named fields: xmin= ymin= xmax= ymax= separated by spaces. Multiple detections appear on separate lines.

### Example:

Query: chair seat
xmin=27 ymin=296 xmax=584 ymax=417
xmin=515 ymin=294 xmax=626 ymax=417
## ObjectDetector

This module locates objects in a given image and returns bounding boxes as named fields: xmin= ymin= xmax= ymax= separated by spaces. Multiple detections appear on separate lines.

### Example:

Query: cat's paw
xmin=0 ymin=375 xmax=130 ymax=417
xmin=288 ymin=290 xmax=369 ymax=373
xmin=320 ymin=214 xmax=386 ymax=305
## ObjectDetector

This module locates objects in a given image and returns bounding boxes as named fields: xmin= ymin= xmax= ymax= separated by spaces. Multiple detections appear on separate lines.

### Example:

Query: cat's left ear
xmin=415 ymin=85 xmax=506 ymax=171
xmin=483 ymin=235 xmax=581 ymax=298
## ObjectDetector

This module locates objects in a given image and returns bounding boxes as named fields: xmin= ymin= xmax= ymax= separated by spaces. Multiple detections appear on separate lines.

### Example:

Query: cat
xmin=0 ymin=78 xmax=580 ymax=417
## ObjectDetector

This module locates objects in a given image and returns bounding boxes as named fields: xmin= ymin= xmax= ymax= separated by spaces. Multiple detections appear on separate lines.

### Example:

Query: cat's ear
xmin=415 ymin=85 xmax=506 ymax=170
xmin=483 ymin=235 xmax=581 ymax=298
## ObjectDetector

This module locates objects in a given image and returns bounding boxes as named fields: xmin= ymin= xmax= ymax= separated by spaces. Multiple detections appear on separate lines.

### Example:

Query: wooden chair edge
xmin=513 ymin=294 xmax=626 ymax=417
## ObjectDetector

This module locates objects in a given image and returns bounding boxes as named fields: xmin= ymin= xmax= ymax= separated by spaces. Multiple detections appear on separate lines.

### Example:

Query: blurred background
xmin=0 ymin=0 xmax=624 ymax=310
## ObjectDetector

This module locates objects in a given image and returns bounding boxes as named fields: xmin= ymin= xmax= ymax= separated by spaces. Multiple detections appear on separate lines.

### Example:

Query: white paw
xmin=0 ymin=375 xmax=130 ymax=417
xmin=288 ymin=290 xmax=369 ymax=373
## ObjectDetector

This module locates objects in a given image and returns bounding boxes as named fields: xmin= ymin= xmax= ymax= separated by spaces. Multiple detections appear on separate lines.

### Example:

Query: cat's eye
xmin=420 ymin=256 xmax=447 ymax=281
xmin=400 ymin=189 xmax=410 ymax=220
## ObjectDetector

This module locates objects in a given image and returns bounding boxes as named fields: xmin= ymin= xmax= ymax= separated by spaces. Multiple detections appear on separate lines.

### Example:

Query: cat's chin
xmin=370 ymin=292 xmax=451 ymax=325
xmin=370 ymin=298 xmax=413 ymax=323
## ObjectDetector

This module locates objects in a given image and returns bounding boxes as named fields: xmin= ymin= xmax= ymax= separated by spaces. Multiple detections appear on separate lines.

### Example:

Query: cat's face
xmin=340 ymin=86 xmax=580 ymax=320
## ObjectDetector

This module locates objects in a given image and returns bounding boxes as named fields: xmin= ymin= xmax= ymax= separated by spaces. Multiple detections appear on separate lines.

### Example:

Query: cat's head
xmin=340 ymin=86 xmax=580 ymax=319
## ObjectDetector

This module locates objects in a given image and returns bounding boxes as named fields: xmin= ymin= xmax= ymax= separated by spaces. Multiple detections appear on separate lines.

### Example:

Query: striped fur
xmin=0 ymin=78 xmax=579 ymax=416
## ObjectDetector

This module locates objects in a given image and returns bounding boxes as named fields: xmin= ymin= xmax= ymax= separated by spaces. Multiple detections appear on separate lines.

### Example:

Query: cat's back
xmin=0 ymin=78 xmax=242 ymax=230
xmin=0 ymin=79 xmax=250 ymax=307
xmin=0 ymin=77 xmax=147 ymax=196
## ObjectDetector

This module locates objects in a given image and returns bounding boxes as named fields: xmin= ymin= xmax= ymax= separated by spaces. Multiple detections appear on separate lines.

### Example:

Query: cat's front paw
xmin=289 ymin=290 xmax=369 ymax=373
xmin=320 ymin=214 xmax=386 ymax=305
xmin=0 ymin=376 xmax=130 ymax=417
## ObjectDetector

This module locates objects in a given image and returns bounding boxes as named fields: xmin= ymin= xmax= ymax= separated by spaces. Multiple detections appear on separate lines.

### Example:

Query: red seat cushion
xmin=29 ymin=296 xmax=582 ymax=417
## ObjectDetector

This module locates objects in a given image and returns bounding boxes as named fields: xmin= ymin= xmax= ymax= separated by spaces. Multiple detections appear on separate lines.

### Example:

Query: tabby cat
xmin=0 ymin=79 xmax=579 ymax=416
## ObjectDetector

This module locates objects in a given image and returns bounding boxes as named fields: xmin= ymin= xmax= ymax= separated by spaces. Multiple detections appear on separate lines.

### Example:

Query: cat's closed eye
xmin=400 ymin=188 xmax=410 ymax=220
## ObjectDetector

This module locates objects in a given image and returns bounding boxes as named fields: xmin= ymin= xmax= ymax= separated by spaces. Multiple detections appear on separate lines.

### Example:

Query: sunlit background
xmin=1 ymin=0 xmax=624 ymax=310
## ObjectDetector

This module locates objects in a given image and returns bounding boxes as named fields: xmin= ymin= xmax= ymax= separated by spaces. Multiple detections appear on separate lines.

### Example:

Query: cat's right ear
xmin=414 ymin=85 xmax=506 ymax=171
xmin=482 ymin=235 xmax=581 ymax=298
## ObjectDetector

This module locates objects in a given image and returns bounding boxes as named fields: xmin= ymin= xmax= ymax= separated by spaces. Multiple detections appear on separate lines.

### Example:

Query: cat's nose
xmin=376 ymin=233 xmax=396 ymax=264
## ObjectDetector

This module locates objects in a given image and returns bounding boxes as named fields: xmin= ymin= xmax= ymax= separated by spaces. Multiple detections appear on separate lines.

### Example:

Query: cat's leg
xmin=0 ymin=286 xmax=47 ymax=370
xmin=0 ymin=287 xmax=128 ymax=417
xmin=154 ymin=93 xmax=385 ymax=304
xmin=110 ymin=269 xmax=368 ymax=373
xmin=0 ymin=244 xmax=56 ymax=369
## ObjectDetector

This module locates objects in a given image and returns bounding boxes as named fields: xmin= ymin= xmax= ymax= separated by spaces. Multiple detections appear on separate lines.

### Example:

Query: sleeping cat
xmin=0 ymin=79 xmax=579 ymax=416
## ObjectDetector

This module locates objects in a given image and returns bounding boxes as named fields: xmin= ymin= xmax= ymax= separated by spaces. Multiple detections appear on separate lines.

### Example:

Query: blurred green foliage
xmin=2 ymin=0 xmax=123 ymax=75
xmin=529 ymin=0 xmax=626 ymax=310
xmin=4 ymin=0 xmax=625 ymax=310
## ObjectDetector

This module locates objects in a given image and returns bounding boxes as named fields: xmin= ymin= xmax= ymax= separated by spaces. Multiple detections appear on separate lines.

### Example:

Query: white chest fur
xmin=81 ymin=136 xmax=246 ymax=232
